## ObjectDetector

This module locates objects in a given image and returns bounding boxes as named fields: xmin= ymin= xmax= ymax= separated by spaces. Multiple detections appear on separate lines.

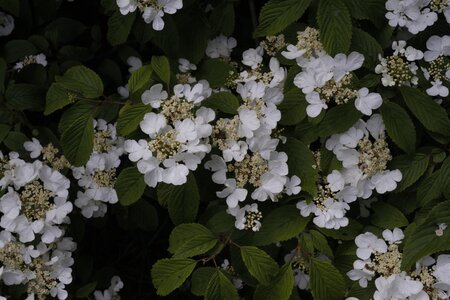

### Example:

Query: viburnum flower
xmin=0 ymin=11 xmax=14 ymax=36
xmin=72 ymin=119 xmax=124 ymax=218
xmin=375 ymin=41 xmax=422 ymax=87
xmin=220 ymin=259 xmax=244 ymax=289
xmin=206 ymin=35 xmax=237 ymax=59
xmin=94 ymin=276 xmax=124 ymax=300
xmin=385 ymin=0 xmax=438 ymax=34
xmin=326 ymin=114 xmax=402 ymax=198
xmin=125 ymin=80 xmax=215 ymax=187
xmin=13 ymin=54 xmax=47 ymax=71
xmin=116 ymin=0 xmax=183 ymax=31
xmin=226 ymin=203 xmax=262 ymax=231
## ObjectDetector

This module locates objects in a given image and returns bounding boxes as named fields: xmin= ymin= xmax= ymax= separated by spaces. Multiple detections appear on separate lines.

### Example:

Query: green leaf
xmin=0 ymin=0 xmax=20 ymax=16
xmin=128 ymin=64 xmax=153 ymax=101
xmin=191 ymin=267 xmax=216 ymax=296
xmin=3 ymin=131 xmax=28 ymax=153
xmin=417 ymin=157 xmax=450 ymax=206
xmin=253 ymin=205 xmax=310 ymax=246
xmin=151 ymin=56 xmax=171 ymax=86
xmin=57 ymin=66 xmax=104 ymax=98
xmin=59 ymin=101 xmax=97 ymax=133
xmin=371 ymin=202 xmax=408 ymax=229
xmin=278 ymin=89 xmax=307 ymax=126
xmin=4 ymin=40 xmax=38 ymax=63
xmin=380 ymin=101 xmax=416 ymax=154
xmin=400 ymin=86 xmax=450 ymax=136
xmin=240 ymin=246 xmax=279 ymax=285
xmin=402 ymin=200 xmax=450 ymax=270
xmin=168 ymin=223 xmax=218 ymax=258
xmin=253 ymin=263 xmax=294 ymax=300
xmin=255 ymin=0 xmax=311 ymax=37
xmin=389 ymin=153 xmax=429 ymax=192
xmin=44 ymin=83 xmax=74 ymax=115
xmin=281 ymin=138 xmax=318 ymax=196
xmin=203 ymin=92 xmax=240 ymax=114
xmin=75 ymin=281 xmax=97 ymax=298
xmin=205 ymin=269 xmax=239 ymax=300
xmin=151 ymin=258 xmax=197 ymax=296
xmin=107 ymin=11 xmax=136 ymax=46
xmin=310 ymin=230 xmax=334 ymax=258
xmin=343 ymin=0 xmax=385 ymax=26
xmin=61 ymin=114 xmax=94 ymax=166
xmin=5 ymin=83 xmax=45 ymax=111
xmin=197 ymin=59 xmax=234 ymax=88
xmin=310 ymin=258 xmax=346 ymax=300
xmin=317 ymin=0 xmax=352 ymax=55
xmin=0 ymin=124 xmax=11 ymax=143
xmin=157 ymin=173 xmax=200 ymax=224
xmin=115 ymin=167 xmax=146 ymax=206
xmin=317 ymin=101 xmax=362 ymax=137
xmin=350 ymin=28 xmax=383 ymax=68
xmin=116 ymin=102 xmax=151 ymax=136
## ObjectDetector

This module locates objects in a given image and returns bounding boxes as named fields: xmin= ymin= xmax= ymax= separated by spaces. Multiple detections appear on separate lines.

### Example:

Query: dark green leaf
xmin=168 ymin=223 xmax=218 ymax=258
xmin=203 ymin=92 xmax=240 ymax=114
xmin=151 ymin=56 xmax=171 ymax=86
xmin=278 ymin=89 xmax=307 ymax=126
xmin=310 ymin=258 xmax=346 ymax=300
xmin=380 ymin=101 xmax=416 ymax=154
xmin=389 ymin=153 xmax=429 ymax=192
xmin=255 ymin=0 xmax=311 ymax=37
xmin=107 ymin=11 xmax=136 ymax=46
xmin=253 ymin=263 xmax=294 ymax=300
xmin=240 ymin=246 xmax=279 ymax=285
xmin=205 ymin=269 xmax=239 ymax=300
xmin=116 ymin=102 xmax=152 ymax=136
xmin=61 ymin=113 xmax=94 ymax=166
xmin=115 ymin=167 xmax=146 ymax=206
xmin=371 ymin=202 xmax=409 ymax=229
xmin=317 ymin=101 xmax=362 ymax=137
xmin=57 ymin=66 xmax=104 ymax=98
xmin=151 ymin=258 xmax=197 ymax=296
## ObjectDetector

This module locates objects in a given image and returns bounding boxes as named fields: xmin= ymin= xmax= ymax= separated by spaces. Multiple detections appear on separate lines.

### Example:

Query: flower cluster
xmin=385 ymin=0 xmax=450 ymax=34
xmin=73 ymin=119 xmax=124 ymax=218
xmin=125 ymin=81 xmax=215 ymax=186
xmin=283 ymin=27 xmax=383 ymax=117
xmin=116 ymin=0 xmax=183 ymax=31
xmin=93 ymin=276 xmax=124 ymax=300
xmin=0 ymin=151 xmax=75 ymax=299
xmin=376 ymin=40 xmax=423 ymax=87
xmin=204 ymin=41 xmax=301 ymax=231
xmin=348 ymin=228 xmax=450 ymax=299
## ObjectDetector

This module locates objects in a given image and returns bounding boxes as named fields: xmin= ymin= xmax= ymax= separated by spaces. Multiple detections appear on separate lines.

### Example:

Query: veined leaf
xmin=253 ymin=263 xmax=294 ymax=300
xmin=168 ymin=223 xmax=218 ymax=258
xmin=240 ymin=246 xmax=279 ymax=285
xmin=205 ymin=269 xmax=239 ymax=300
xmin=151 ymin=258 xmax=197 ymax=296
xmin=310 ymin=258 xmax=346 ymax=300
xmin=56 ymin=65 xmax=104 ymax=98
xmin=115 ymin=167 xmax=146 ymax=206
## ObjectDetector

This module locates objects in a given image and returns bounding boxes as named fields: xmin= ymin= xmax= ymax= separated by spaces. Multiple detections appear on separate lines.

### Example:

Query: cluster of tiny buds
xmin=137 ymin=0 xmax=161 ymax=11
xmin=260 ymin=35 xmax=286 ymax=56
xmin=148 ymin=130 xmax=182 ymax=161
xmin=161 ymin=96 xmax=194 ymax=123
xmin=385 ymin=54 xmax=414 ymax=86
xmin=41 ymin=143 xmax=70 ymax=170
xmin=20 ymin=180 xmax=55 ymax=221
xmin=240 ymin=98 xmax=265 ymax=118
xmin=428 ymin=56 xmax=450 ymax=81
xmin=357 ymin=132 xmax=392 ymax=177
xmin=27 ymin=259 xmax=58 ymax=300
xmin=21 ymin=55 xmax=38 ymax=67
xmin=211 ymin=117 xmax=239 ymax=150
xmin=94 ymin=130 xmax=114 ymax=153
xmin=225 ymin=71 xmax=239 ymax=89
xmin=243 ymin=210 xmax=262 ymax=231
xmin=92 ymin=169 xmax=117 ymax=188
xmin=430 ymin=0 xmax=449 ymax=12
xmin=296 ymin=27 xmax=323 ymax=58
xmin=313 ymin=177 xmax=336 ymax=209
xmin=315 ymin=73 xmax=357 ymax=105
xmin=228 ymin=152 xmax=268 ymax=188
xmin=367 ymin=244 xmax=402 ymax=277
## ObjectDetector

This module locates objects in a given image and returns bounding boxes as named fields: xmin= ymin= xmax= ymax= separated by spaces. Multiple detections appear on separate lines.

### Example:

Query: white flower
xmin=424 ymin=35 xmax=450 ymax=61
xmin=126 ymin=56 xmax=142 ymax=73
xmin=140 ymin=113 xmax=167 ymax=137
xmin=162 ymin=160 xmax=189 ymax=185
xmin=222 ymin=141 xmax=248 ymax=162
xmin=284 ymin=175 xmax=301 ymax=195
xmin=238 ymin=108 xmax=260 ymax=138
xmin=370 ymin=170 xmax=402 ymax=194
xmin=354 ymin=88 xmax=382 ymax=116
xmin=94 ymin=276 xmax=123 ymax=300
xmin=242 ymin=47 xmax=263 ymax=69
xmin=140 ymin=0 xmax=183 ymax=31
xmin=206 ymin=35 xmax=237 ymax=58
xmin=23 ymin=138 xmax=43 ymax=159
xmin=281 ymin=44 xmax=307 ymax=60
xmin=124 ymin=139 xmax=152 ymax=162
xmin=434 ymin=255 xmax=450 ymax=286
xmin=382 ymin=228 xmax=404 ymax=244
xmin=426 ymin=79 xmax=449 ymax=97
xmin=373 ymin=273 xmax=424 ymax=300
xmin=217 ymin=179 xmax=248 ymax=208
xmin=355 ymin=232 xmax=387 ymax=259
xmin=327 ymin=170 xmax=345 ymax=192
xmin=0 ymin=12 xmax=14 ymax=36
xmin=117 ymin=84 xmax=129 ymax=99
xmin=116 ymin=0 xmax=137 ymax=15
xmin=142 ymin=83 xmax=168 ymax=108
xmin=305 ymin=92 xmax=327 ymax=117
xmin=178 ymin=58 xmax=196 ymax=73
xmin=227 ymin=204 xmax=262 ymax=231
xmin=332 ymin=52 xmax=364 ymax=82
